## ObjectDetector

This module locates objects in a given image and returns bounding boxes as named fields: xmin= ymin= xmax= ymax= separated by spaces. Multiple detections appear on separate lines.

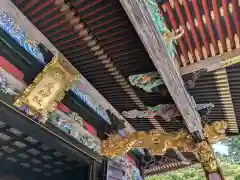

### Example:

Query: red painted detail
xmin=32 ymin=7 xmax=59 ymax=23
xmin=57 ymin=103 xmax=71 ymax=113
xmin=72 ymin=0 xmax=87 ymax=7
xmin=47 ymin=27 xmax=70 ymax=37
xmin=222 ymin=0 xmax=235 ymax=48
xmin=232 ymin=0 xmax=240 ymax=38
xmin=59 ymin=42 xmax=89 ymax=52
xmin=91 ymin=16 xmax=122 ymax=30
xmin=54 ymin=36 xmax=82 ymax=47
xmin=38 ymin=13 xmax=64 ymax=27
xmin=42 ymin=20 xmax=67 ymax=33
xmin=202 ymin=0 xmax=219 ymax=54
xmin=98 ymin=29 xmax=128 ymax=40
xmin=173 ymin=0 xmax=201 ymax=60
xmin=163 ymin=2 xmax=190 ymax=64
xmin=127 ymin=156 xmax=137 ymax=167
xmin=95 ymin=22 xmax=128 ymax=35
xmin=104 ymin=40 xmax=134 ymax=50
xmin=83 ymin=120 xmax=97 ymax=136
xmin=87 ymin=9 xmax=122 ymax=24
xmin=51 ymin=31 xmax=77 ymax=42
xmin=82 ymin=4 xmax=113 ymax=19
xmin=212 ymin=0 xmax=227 ymax=51
xmin=182 ymin=0 xmax=203 ymax=59
xmin=22 ymin=0 xmax=39 ymax=12
xmin=74 ymin=0 xmax=103 ymax=12
xmin=101 ymin=36 xmax=128 ymax=45
xmin=192 ymin=0 xmax=211 ymax=56
xmin=0 ymin=56 xmax=24 ymax=82
xmin=16 ymin=0 xmax=25 ymax=4
xmin=27 ymin=1 xmax=54 ymax=16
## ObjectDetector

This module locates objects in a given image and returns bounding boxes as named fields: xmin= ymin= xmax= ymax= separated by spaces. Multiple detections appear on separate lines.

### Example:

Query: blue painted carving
xmin=0 ymin=9 xmax=110 ymax=124
xmin=0 ymin=10 xmax=45 ymax=64
xmin=71 ymin=85 xmax=111 ymax=124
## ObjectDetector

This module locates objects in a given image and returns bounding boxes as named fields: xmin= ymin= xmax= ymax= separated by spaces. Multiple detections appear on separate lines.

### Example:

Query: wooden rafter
xmin=180 ymin=48 xmax=240 ymax=75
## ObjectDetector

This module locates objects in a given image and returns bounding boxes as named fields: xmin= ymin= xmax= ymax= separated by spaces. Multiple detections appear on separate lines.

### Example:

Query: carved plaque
xmin=14 ymin=56 xmax=79 ymax=123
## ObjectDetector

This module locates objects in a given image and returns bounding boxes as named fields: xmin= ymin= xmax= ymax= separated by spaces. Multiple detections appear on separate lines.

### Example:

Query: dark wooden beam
xmin=119 ymin=0 xmax=203 ymax=137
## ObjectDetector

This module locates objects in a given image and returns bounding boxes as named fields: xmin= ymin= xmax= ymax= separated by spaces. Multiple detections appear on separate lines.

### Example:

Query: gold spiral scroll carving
xmin=101 ymin=121 xmax=228 ymax=158
xmin=14 ymin=56 xmax=80 ymax=123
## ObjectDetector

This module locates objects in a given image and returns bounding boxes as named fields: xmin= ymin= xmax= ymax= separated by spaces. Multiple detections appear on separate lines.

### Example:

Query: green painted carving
xmin=128 ymin=72 xmax=164 ymax=92
xmin=146 ymin=0 xmax=184 ymax=58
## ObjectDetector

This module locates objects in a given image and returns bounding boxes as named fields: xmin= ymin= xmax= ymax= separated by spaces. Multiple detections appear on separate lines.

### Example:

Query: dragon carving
xmin=101 ymin=121 xmax=228 ymax=158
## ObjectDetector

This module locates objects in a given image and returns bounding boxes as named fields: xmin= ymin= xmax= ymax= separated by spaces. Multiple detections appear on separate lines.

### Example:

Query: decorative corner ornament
xmin=14 ymin=56 xmax=80 ymax=123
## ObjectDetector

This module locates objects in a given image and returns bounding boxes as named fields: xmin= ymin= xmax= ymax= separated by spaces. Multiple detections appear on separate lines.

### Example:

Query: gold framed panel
xmin=14 ymin=56 xmax=80 ymax=123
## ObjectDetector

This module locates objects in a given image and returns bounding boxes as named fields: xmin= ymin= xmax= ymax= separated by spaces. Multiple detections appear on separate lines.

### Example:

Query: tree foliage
xmin=146 ymin=136 xmax=240 ymax=180
xmin=223 ymin=136 xmax=240 ymax=164
xmin=146 ymin=163 xmax=240 ymax=180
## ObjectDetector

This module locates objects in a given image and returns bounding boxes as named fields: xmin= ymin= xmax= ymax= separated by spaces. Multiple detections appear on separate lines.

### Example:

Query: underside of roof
xmin=7 ymin=0 xmax=240 ymax=175
xmin=159 ymin=0 xmax=240 ymax=134
xmin=159 ymin=0 xmax=240 ymax=66
xmin=10 ymin=0 xmax=181 ymax=132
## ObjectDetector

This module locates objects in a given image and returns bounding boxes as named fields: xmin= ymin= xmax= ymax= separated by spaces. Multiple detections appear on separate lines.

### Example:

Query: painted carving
xmin=128 ymin=72 xmax=164 ymax=93
xmin=101 ymin=120 xmax=227 ymax=158
xmin=122 ymin=103 xmax=214 ymax=121
xmin=204 ymin=121 xmax=228 ymax=143
xmin=183 ymin=69 xmax=207 ymax=89
xmin=14 ymin=56 xmax=79 ymax=123
xmin=71 ymin=85 xmax=111 ymax=124
xmin=111 ymin=156 xmax=143 ymax=180
xmin=49 ymin=110 xmax=101 ymax=153
xmin=147 ymin=0 xmax=184 ymax=58
xmin=197 ymin=141 xmax=217 ymax=172
xmin=0 ymin=9 xmax=45 ymax=63
xmin=129 ymin=69 xmax=206 ymax=93
xmin=0 ymin=68 xmax=26 ymax=96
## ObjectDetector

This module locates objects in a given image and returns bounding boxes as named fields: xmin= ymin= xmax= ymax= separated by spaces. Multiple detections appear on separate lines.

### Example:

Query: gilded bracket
xmin=101 ymin=121 xmax=228 ymax=158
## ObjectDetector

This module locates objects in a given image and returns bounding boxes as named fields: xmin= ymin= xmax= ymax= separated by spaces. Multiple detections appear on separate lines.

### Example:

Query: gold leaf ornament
xmin=14 ymin=56 xmax=79 ymax=123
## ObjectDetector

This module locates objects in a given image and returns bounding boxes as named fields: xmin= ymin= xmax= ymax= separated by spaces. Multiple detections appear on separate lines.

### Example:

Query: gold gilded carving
xmin=197 ymin=141 xmax=217 ymax=172
xmin=14 ymin=56 xmax=79 ymax=123
xmin=101 ymin=130 xmax=195 ymax=157
xmin=204 ymin=121 xmax=228 ymax=143
xmin=101 ymin=121 xmax=227 ymax=158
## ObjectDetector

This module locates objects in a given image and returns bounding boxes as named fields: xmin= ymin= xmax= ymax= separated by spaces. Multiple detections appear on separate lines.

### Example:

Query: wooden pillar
xmin=197 ymin=141 xmax=225 ymax=180
xmin=205 ymin=170 xmax=224 ymax=180
xmin=101 ymin=159 xmax=108 ymax=180
xmin=89 ymin=162 xmax=97 ymax=180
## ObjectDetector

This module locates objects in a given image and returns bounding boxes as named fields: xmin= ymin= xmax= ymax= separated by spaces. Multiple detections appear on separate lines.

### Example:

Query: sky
xmin=213 ymin=142 xmax=228 ymax=154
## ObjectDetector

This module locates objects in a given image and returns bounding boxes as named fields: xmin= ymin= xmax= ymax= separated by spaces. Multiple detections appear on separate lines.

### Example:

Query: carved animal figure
xmin=101 ymin=120 xmax=228 ymax=158
xmin=204 ymin=120 xmax=228 ymax=143
xmin=101 ymin=130 xmax=195 ymax=157
xmin=147 ymin=0 xmax=184 ymax=58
